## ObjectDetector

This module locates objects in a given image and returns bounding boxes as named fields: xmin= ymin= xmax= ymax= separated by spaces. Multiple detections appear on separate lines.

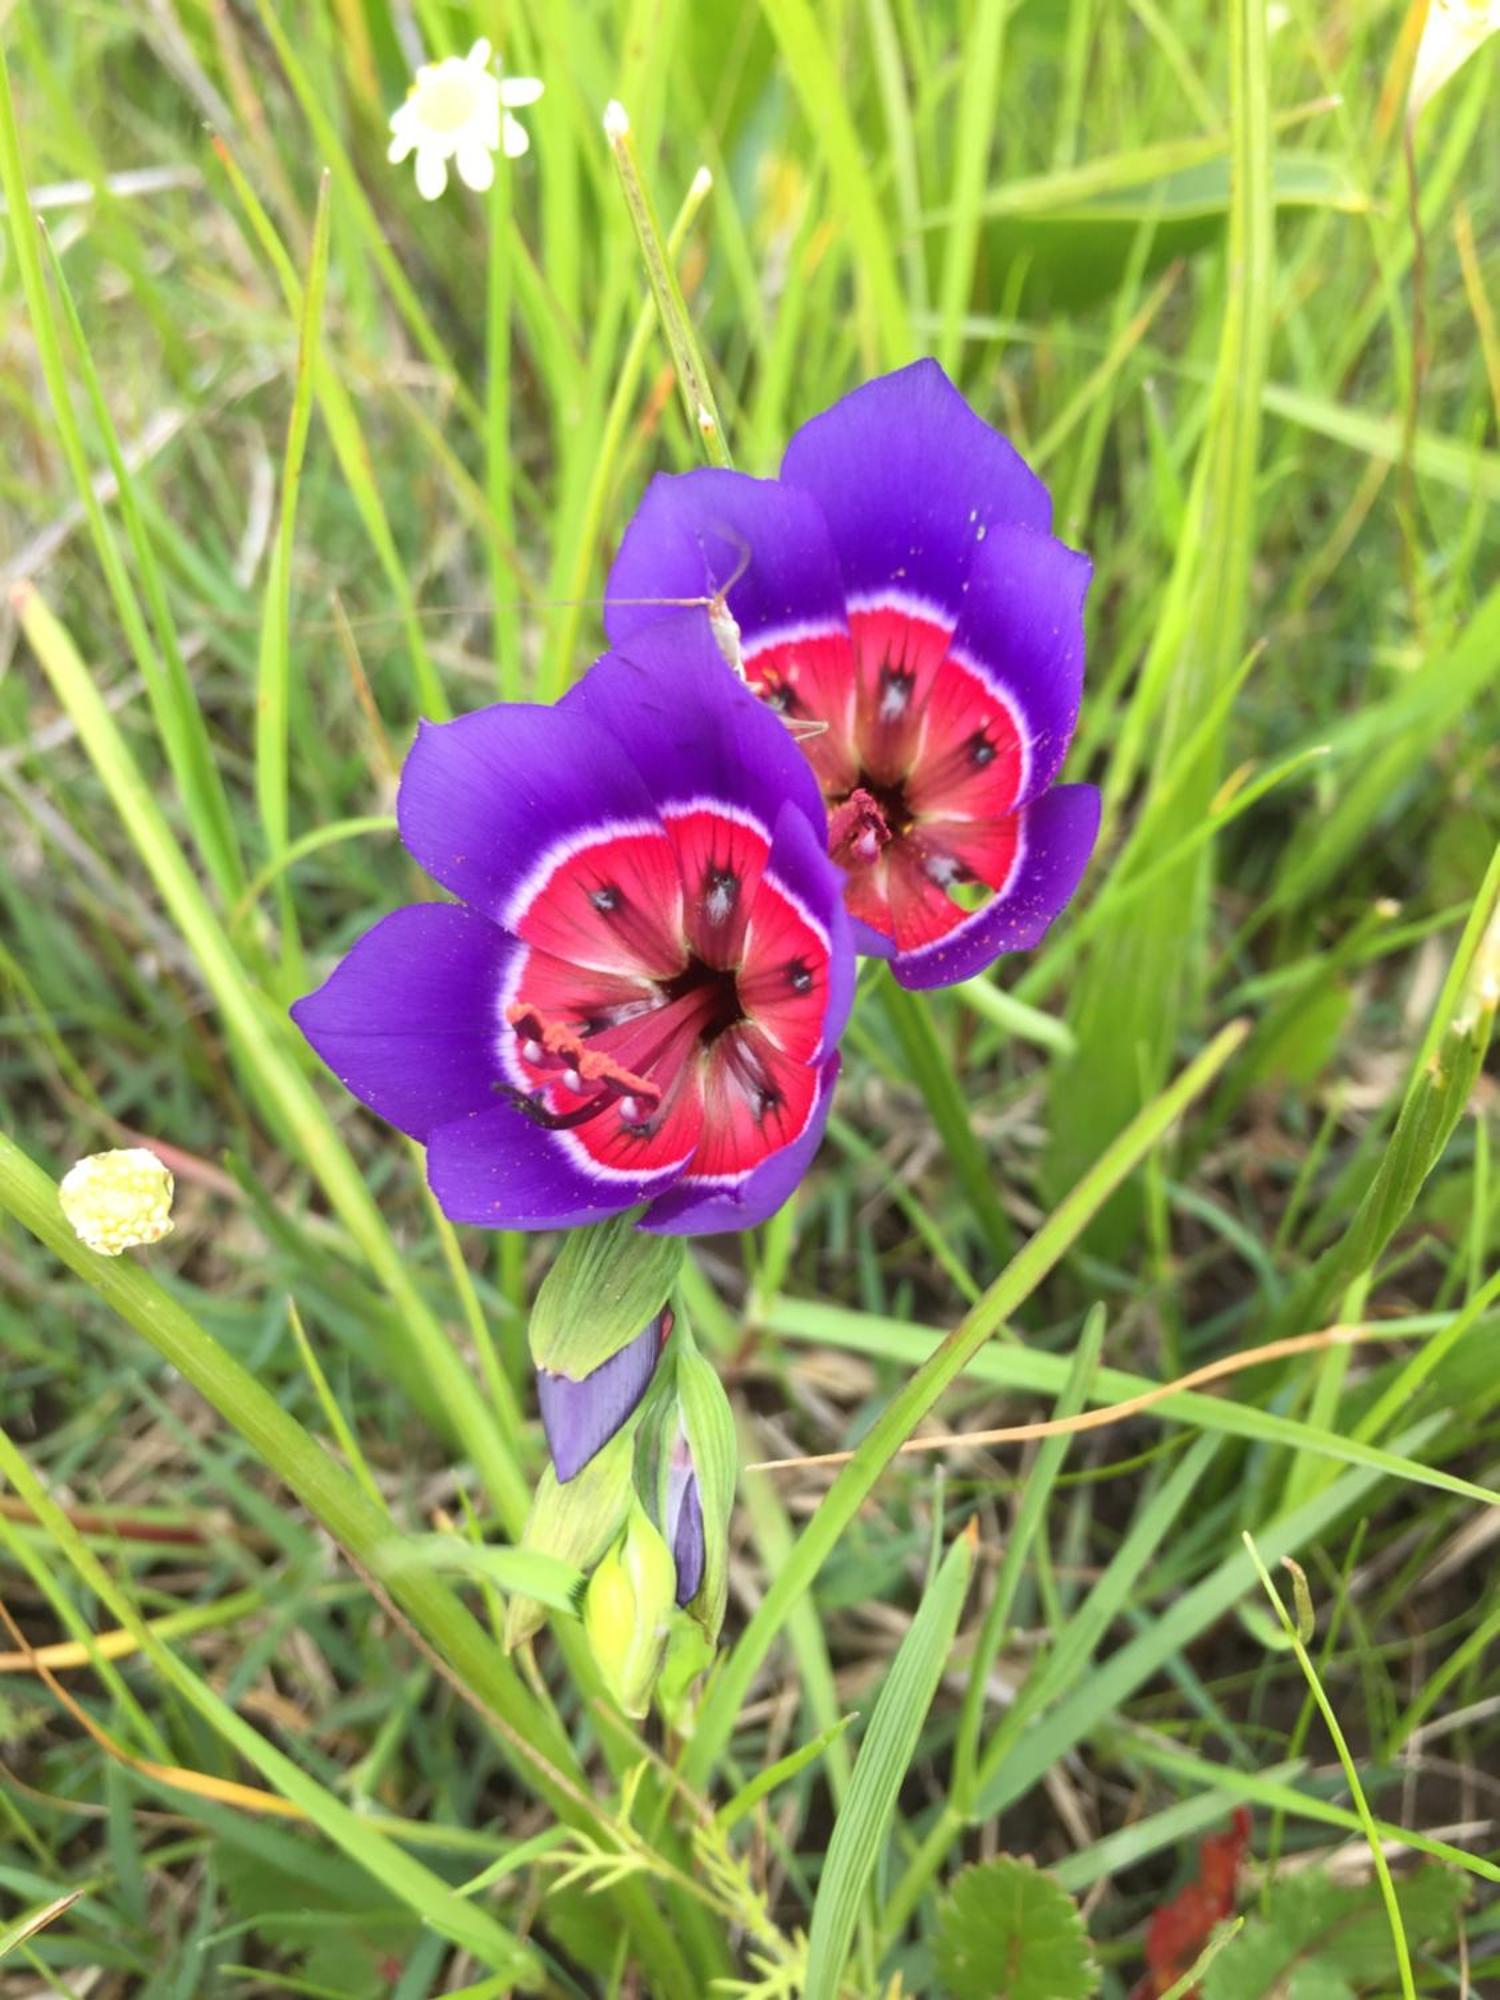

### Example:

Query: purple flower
xmin=292 ymin=617 xmax=853 ymax=1233
xmin=605 ymin=360 xmax=1100 ymax=989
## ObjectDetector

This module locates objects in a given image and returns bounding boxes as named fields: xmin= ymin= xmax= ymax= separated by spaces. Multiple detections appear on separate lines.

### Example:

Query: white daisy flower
xmin=387 ymin=39 xmax=543 ymax=201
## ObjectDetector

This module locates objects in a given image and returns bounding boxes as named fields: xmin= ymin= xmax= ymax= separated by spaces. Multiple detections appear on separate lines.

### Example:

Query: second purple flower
xmin=606 ymin=360 xmax=1100 ymax=991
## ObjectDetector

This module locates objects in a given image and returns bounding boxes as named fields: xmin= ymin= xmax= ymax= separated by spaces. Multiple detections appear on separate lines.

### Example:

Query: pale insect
xmin=600 ymin=534 xmax=752 ymax=681
xmin=565 ymin=526 xmax=829 ymax=746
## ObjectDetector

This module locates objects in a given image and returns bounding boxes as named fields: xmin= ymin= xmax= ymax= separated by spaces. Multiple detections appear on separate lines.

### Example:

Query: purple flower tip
xmin=670 ymin=1472 xmax=705 ymax=1607
xmin=537 ymin=1313 xmax=667 ymax=1483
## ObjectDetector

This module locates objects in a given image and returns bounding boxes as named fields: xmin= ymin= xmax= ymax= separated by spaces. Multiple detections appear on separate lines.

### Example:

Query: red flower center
xmin=499 ymin=807 xmax=831 ymax=1184
xmin=745 ymin=602 xmax=1029 ymax=954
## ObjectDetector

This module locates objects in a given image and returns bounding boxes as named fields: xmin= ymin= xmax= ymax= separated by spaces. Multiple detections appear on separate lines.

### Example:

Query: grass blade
xmin=1047 ymin=0 xmax=1273 ymax=1249
xmin=256 ymin=170 xmax=331 ymax=978
xmin=755 ymin=0 xmax=912 ymax=365
xmin=0 ymin=1424 xmax=542 ymax=1981
xmin=880 ymin=973 xmax=1014 ymax=1264
xmin=0 ymin=41 xmax=245 ymax=901
xmin=803 ymin=1523 xmax=976 ymax=1999
xmin=0 ymin=1127 xmax=702 ymax=1999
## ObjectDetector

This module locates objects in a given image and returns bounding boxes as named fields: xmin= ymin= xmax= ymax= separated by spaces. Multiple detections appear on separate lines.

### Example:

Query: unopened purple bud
xmin=671 ymin=1473 xmax=705 ymax=1606
xmin=537 ymin=1310 xmax=670 ymax=1483
xmin=664 ymin=1430 xmax=706 ymax=1607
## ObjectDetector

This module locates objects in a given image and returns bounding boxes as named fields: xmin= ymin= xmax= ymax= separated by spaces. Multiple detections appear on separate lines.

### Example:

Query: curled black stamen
xmin=493 ymin=1083 xmax=614 ymax=1130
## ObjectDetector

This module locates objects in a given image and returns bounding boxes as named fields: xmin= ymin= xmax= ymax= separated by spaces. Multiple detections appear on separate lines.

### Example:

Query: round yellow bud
xmin=582 ymin=1501 xmax=676 ymax=1718
xmin=58 ymin=1148 xmax=175 ymax=1256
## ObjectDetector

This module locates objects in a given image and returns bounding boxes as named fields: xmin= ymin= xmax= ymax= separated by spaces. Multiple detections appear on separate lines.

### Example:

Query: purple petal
xmin=397 ymin=701 xmax=659 ymax=928
xmin=425 ymin=1102 xmax=682 ymax=1230
xmin=945 ymin=524 xmax=1091 ymax=805
xmin=780 ymin=359 xmax=1052 ymax=617
xmin=669 ymin=1471 xmax=705 ymax=1606
xmin=850 ymin=916 xmax=896 ymax=960
xmin=538 ymin=1316 xmax=665 ymax=1483
xmin=562 ymin=615 xmax=831 ymax=848
xmin=642 ymin=1054 xmax=840 ymax=1235
xmin=890 ymin=785 xmax=1100 ymax=990
xmin=290 ymin=905 xmax=514 ymax=1140
xmin=763 ymin=798 xmax=854 ymax=1055
xmin=604 ymin=469 xmax=849 ymax=655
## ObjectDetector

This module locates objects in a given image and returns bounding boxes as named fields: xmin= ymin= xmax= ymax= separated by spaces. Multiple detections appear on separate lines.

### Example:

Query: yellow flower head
xmin=59 ymin=1147 xmax=175 ymax=1256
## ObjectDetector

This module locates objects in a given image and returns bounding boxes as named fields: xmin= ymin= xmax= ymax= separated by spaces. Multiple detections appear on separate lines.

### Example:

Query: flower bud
xmin=663 ymin=1429 xmax=705 ymax=1608
xmin=58 ymin=1148 xmax=174 ymax=1256
xmin=529 ymin=1218 xmax=682 ymax=1481
xmin=505 ymin=1429 xmax=634 ymax=1651
xmin=583 ymin=1500 xmax=676 ymax=1717
xmin=668 ymin=1333 xmax=736 ymax=1643
xmin=536 ymin=1309 xmax=669 ymax=1483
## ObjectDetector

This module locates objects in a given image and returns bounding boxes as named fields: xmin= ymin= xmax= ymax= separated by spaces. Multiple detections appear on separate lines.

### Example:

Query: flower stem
xmin=604 ymin=100 xmax=731 ymax=469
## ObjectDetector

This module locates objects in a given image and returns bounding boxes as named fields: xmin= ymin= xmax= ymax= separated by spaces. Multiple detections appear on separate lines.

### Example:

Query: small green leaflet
xmin=933 ymin=1855 xmax=1098 ymax=2000
xmin=1200 ymin=1868 xmax=1467 ymax=2000
xmin=374 ymin=1536 xmax=584 ymax=1614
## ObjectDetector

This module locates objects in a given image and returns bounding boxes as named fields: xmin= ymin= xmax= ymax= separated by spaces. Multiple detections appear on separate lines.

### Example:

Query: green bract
xmin=670 ymin=1325 xmax=737 ymax=1642
xmin=505 ymin=1428 xmax=637 ymax=1650
xmin=528 ymin=1213 xmax=684 ymax=1379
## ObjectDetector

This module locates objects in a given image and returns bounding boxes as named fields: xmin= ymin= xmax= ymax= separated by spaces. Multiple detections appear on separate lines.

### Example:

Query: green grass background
xmin=0 ymin=0 xmax=1497 ymax=1992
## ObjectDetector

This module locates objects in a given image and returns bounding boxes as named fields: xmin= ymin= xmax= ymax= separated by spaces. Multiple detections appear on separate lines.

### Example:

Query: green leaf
xmin=373 ymin=1537 xmax=584 ymax=1614
xmin=803 ymin=1526 xmax=977 ymax=1999
xmin=981 ymin=152 xmax=1358 ymax=315
xmin=6 ymin=591 xmax=529 ymax=1532
xmin=1246 ymin=979 xmax=1352 ymax=1089
xmin=712 ymin=1716 xmax=857 ymax=1835
xmin=0 ymin=1131 xmax=699 ymax=1998
xmin=528 ymin=1215 xmax=683 ymax=1379
xmin=0 ymin=47 xmax=244 ymax=903
xmin=1276 ymin=880 xmax=1497 ymax=1336
xmin=753 ymin=0 xmax=912 ymax=362
xmin=1200 ymin=1869 xmax=1467 ymax=2000
xmin=933 ymin=1856 xmax=1099 ymax=2000
xmin=0 ymin=1428 xmax=542 ymax=1984
xmin=880 ymin=974 xmax=1013 ymax=1261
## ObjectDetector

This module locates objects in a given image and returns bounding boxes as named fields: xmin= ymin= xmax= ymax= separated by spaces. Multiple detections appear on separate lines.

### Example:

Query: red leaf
xmin=1129 ymin=1807 xmax=1251 ymax=1999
